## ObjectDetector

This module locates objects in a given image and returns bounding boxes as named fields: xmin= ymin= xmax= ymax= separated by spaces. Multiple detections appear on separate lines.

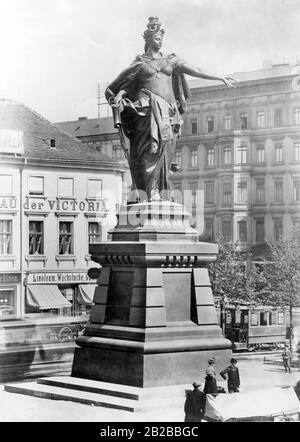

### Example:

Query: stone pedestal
xmin=72 ymin=202 xmax=231 ymax=387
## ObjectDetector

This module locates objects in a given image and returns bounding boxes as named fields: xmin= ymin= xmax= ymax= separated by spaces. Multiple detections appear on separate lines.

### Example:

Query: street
xmin=0 ymin=353 xmax=299 ymax=422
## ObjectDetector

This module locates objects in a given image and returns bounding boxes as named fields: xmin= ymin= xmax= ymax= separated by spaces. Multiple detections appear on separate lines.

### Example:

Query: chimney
xmin=78 ymin=117 xmax=88 ymax=121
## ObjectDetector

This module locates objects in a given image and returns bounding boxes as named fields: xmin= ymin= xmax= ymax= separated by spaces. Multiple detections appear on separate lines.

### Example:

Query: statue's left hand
xmin=222 ymin=76 xmax=236 ymax=88
xmin=113 ymin=90 xmax=127 ymax=106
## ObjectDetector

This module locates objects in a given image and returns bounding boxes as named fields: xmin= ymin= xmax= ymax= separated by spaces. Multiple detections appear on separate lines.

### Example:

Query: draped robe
xmin=105 ymin=53 xmax=191 ymax=200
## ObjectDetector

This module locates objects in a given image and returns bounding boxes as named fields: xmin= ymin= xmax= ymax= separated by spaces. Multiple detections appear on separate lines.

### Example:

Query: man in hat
xmin=282 ymin=344 xmax=291 ymax=373
xmin=184 ymin=381 xmax=206 ymax=422
xmin=220 ymin=358 xmax=240 ymax=393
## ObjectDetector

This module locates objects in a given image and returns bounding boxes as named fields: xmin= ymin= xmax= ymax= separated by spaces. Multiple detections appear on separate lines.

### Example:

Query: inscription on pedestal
xmin=106 ymin=271 xmax=134 ymax=324
xmin=163 ymin=272 xmax=191 ymax=322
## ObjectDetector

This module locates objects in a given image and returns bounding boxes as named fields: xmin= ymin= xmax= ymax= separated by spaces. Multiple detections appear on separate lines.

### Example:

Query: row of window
xmin=226 ymin=309 xmax=285 ymax=326
xmin=0 ymin=175 xmax=103 ymax=197
xmin=206 ymin=178 xmax=300 ymax=205
xmin=86 ymin=139 xmax=124 ymax=161
xmin=0 ymin=285 xmax=92 ymax=320
xmin=188 ymin=107 xmax=300 ymax=134
xmin=172 ymin=178 xmax=300 ymax=206
xmin=250 ymin=311 xmax=285 ymax=327
xmin=203 ymin=216 xmax=294 ymax=243
xmin=174 ymin=143 xmax=299 ymax=169
xmin=0 ymin=220 xmax=102 ymax=256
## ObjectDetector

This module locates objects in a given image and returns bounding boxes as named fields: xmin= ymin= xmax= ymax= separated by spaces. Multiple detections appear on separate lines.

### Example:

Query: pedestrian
xmin=203 ymin=357 xmax=218 ymax=395
xmin=184 ymin=381 xmax=206 ymax=422
xmin=282 ymin=344 xmax=291 ymax=373
xmin=220 ymin=358 xmax=240 ymax=393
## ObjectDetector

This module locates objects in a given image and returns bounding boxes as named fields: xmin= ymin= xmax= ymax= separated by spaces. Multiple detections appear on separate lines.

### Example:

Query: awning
xmin=27 ymin=285 xmax=72 ymax=310
xmin=204 ymin=387 xmax=300 ymax=421
xmin=77 ymin=284 xmax=95 ymax=305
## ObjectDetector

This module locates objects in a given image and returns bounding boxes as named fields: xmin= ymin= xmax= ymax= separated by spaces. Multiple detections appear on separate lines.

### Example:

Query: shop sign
xmin=27 ymin=272 xmax=95 ymax=285
xmin=0 ymin=196 xmax=17 ymax=210
xmin=24 ymin=196 xmax=105 ymax=213
xmin=87 ymin=267 xmax=101 ymax=280
xmin=0 ymin=273 xmax=21 ymax=284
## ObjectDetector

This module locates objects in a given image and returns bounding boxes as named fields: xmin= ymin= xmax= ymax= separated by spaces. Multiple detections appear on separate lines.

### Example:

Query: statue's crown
xmin=145 ymin=16 xmax=165 ymax=36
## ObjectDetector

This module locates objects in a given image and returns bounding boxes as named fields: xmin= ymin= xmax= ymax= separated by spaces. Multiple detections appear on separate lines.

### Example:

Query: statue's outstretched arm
xmin=179 ymin=62 xmax=235 ymax=88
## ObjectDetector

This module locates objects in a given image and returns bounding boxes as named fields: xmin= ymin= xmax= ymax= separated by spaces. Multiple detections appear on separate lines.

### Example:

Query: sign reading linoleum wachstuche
xmin=26 ymin=272 xmax=96 ymax=284
xmin=23 ymin=196 xmax=106 ymax=213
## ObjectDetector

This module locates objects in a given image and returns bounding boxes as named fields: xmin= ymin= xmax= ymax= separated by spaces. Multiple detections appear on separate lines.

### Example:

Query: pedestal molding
xmin=75 ymin=335 xmax=230 ymax=354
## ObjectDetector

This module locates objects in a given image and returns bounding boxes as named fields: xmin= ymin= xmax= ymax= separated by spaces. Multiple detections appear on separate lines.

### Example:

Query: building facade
xmin=169 ymin=63 xmax=300 ymax=248
xmin=56 ymin=116 xmax=120 ymax=159
xmin=56 ymin=64 xmax=300 ymax=250
xmin=56 ymin=117 xmax=131 ymax=186
xmin=0 ymin=100 xmax=124 ymax=345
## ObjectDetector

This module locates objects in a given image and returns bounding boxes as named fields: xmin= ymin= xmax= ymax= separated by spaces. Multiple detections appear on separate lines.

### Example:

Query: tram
xmin=223 ymin=305 xmax=287 ymax=351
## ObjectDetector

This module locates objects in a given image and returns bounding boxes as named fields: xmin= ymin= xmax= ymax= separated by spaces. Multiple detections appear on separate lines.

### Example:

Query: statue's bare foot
xmin=149 ymin=189 xmax=162 ymax=202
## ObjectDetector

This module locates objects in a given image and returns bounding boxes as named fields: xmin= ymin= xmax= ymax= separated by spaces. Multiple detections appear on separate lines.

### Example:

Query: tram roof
xmin=225 ymin=304 xmax=285 ymax=311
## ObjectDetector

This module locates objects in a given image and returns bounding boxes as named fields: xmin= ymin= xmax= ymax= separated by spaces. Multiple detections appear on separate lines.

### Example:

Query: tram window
xmin=278 ymin=312 xmax=285 ymax=325
xmin=260 ymin=312 xmax=268 ymax=326
xmin=269 ymin=311 xmax=277 ymax=325
xmin=242 ymin=312 xmax=248 ymax=324
xmin=251 ymin=313 xmax=258 ymax=326
xmin=226 ymin=311 xmax=232 ymax=324
xmin=235 ymin=310 xmax=241 ymax=324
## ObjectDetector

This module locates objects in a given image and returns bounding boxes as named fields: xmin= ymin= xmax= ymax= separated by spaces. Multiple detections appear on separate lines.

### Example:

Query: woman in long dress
xmin=105 ymin=17 xmax=234 ymax=202
xmin=204 ymin=357 xmax=218 ymax=395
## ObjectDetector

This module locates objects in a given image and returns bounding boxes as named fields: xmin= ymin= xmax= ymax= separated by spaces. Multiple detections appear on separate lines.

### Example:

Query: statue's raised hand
xmin=222 ymin=76 xmax=236 ymax=88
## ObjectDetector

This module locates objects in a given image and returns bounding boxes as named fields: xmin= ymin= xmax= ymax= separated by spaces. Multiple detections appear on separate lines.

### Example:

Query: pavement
xmin=0 ymin=353 xmax=299 ymax=422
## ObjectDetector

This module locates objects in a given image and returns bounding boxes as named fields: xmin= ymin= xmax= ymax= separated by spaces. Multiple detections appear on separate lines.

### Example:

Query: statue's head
xmin=143 ymin=17 xmax=165 ymax=52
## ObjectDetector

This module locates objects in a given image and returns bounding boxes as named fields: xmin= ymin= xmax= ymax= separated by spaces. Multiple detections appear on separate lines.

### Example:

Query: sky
xmin=1 ymin=0 xmax=300 ymax=122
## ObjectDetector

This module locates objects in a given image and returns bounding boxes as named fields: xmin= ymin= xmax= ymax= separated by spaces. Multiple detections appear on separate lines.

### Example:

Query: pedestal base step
xmin=4 ymin=376 xmax=189 ymax=413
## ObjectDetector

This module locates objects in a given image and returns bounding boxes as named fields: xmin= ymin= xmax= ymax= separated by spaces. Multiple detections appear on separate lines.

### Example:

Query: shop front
xmin=0 ymin=272 xmax=22 ymax=352
xmin=0 ymin=271 xmax=96 ymax=380
xmin=5 ymin=270 xmax=97 ymax=348
xmin=0 ymin=272 xmax=21 ymax=321
xmin=25 ymin=271 xmax=96 ymax=321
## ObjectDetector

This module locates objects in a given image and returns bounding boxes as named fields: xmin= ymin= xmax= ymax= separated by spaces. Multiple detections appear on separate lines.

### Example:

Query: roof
xmin=55 ymin=116 xmax=117 ymax=138
xmin=225 ymin=304 xmax=284 ymax=311
xmin=0 ymin=99 xmax=121 ymax=169
xmin=188 ymin=64 xmax=300 ymax=90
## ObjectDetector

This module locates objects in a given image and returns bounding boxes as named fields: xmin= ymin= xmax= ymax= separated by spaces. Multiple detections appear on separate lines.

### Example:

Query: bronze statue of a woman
xmin=105 ymin=17 xmax=234 ymax=202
